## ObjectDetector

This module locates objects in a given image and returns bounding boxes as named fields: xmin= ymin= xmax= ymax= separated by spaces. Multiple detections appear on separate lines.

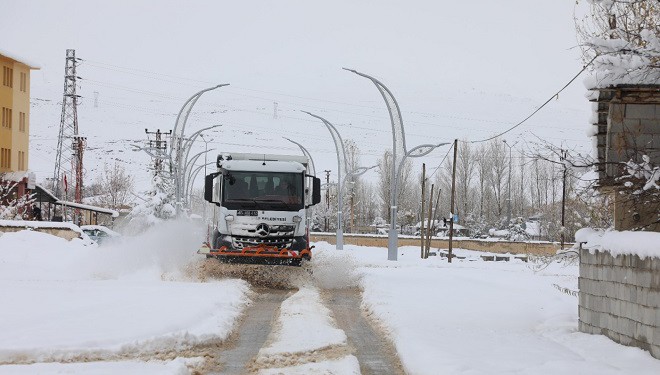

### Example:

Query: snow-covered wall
xmin=310 ymin=233 xmax=564 ymax=256
xmin=578 ymin=247 xmax=660 ymax=359
xmin=0 ymin=220 xmax=84 ymax=241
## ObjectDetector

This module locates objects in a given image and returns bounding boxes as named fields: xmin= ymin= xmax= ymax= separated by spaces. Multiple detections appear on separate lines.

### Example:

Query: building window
xmin=0 ymin=148 xmax=11 ymax=169
xmin=19 ymin=112 xmax=26 ymax=132
xmin=17 ymin=151 xmax=25 ymax=170
xmin=2 ymin=66 xmax=13 ymax=88
xmin=19 ymin=72 xmax=26 ymax=92
xmin=2 ymin=107 xmax=12 ymax=128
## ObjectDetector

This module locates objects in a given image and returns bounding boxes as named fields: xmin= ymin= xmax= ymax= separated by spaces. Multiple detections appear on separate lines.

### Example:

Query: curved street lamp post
xmin=170 ymin=84 xmax=229 ymax=216
xmin=345 ymin=68 xmax=449 ymax=260
xmin=301 ymin=111 xmax=347 ymax=250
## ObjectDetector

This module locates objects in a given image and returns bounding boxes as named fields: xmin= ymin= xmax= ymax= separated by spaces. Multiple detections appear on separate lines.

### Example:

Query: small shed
xmin=589 ymin=84 xmax=660 ymax=231
xmin=32 ymin=185 xmax=119 ymax=225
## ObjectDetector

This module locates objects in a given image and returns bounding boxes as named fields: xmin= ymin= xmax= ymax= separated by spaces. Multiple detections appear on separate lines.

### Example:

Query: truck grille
xmin=232 ymin=236 xmax=294 ymax=249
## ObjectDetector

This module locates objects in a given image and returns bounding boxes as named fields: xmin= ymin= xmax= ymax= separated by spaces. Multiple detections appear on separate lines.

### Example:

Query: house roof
xmin=0 ymin=50 xmax=41 ymax=69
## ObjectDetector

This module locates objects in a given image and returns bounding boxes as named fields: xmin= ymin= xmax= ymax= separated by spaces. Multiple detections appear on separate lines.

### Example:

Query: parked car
xmin=80 ymin=225 xmax=120 ymax=245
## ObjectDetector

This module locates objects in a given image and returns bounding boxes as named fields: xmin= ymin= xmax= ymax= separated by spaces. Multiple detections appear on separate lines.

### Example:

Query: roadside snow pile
xmin=0 ymin=358 xmax=197 ymax=375
xmin=575 ymin=228 xmax=660 ymax=258
xmin=254 ymin=287 xmax=357 ymax=374
xmin=257 ymin=356 xmax=360 ymax=375
xmin=0 ymin=225 xmax=250 ymax=368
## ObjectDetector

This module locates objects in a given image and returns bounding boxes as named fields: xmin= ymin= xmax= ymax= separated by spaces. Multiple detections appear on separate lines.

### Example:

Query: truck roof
xmin=218 ymin=153 xmax=308 ymax=165
xmin=220 ymin=160 xmax=306 ymax=173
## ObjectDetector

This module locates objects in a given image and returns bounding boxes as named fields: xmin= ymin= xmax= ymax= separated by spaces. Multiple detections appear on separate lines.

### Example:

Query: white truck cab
xmin=202 ymin=153 xmax=321 ymax=265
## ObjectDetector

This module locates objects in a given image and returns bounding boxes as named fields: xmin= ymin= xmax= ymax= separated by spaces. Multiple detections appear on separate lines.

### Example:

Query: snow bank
xmin=575 ymin=228 xmax=660 ymax=259
xmin=258 ymin=287 xmax=346 ymax=357
xmin=0 ymin=223 xmax=250 ymax=365
xmin=257 ymin=356 xmax=360 ymax=375
xmin=0 ymin=358 xmax=195 ymax=375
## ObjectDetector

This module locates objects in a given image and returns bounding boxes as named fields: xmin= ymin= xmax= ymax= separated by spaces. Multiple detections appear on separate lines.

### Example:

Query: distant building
xmin=0 ymin=50 xmax=39 ymax=174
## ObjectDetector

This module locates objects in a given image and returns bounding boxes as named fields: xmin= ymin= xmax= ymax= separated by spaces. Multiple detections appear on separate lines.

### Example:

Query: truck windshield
xmin=222 ymin=171 xmax=304 ymax=211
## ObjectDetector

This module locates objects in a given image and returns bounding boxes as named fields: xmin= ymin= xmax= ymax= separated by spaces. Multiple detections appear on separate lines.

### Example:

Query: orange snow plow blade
xmin=198 ymin=243 xmax=312 ymax=267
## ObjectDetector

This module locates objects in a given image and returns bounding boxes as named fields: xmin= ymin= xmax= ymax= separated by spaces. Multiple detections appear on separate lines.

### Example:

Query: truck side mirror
xmin=204 ymin=172 xmax=222 ymax=203
xmin=312 ymin=177 xmax=321 ymax=205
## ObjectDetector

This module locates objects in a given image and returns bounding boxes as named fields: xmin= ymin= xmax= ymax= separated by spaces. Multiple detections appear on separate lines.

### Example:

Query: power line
xmin=467 ymin=55 xmax=598 ymax=144
xmin=427 ymin=142 xmax=455 ymax=180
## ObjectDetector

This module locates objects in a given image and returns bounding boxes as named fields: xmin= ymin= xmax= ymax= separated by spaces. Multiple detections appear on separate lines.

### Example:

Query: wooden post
xmin=448 ymin=139 xmax=458 ymax=263
xmin=561 ymin=149 xmax=567 ymax=250
xmin=424 ymin=183 xmax=434 ymax=258
xmin=427 ymin=187 xmax=441 ymax=255
xmin=420 ymin=163 xmax=426 ymax=258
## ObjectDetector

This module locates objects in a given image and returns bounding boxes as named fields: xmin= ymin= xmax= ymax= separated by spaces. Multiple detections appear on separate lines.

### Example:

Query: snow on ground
xmin=255 ymin=286 xmax=358 ymax=374
xmin=312 ymin=241 xmax=660 ymax=375
xmin=0 ymin=358 xmax=197 ymax=375
xmin=0 ymin=221 xmax=250 ymax=372
xmin=258 ymin=287 xmax=347 ymax=356
xmin=2 ymin=225 xmax=659 ymax=374
xmin=258 ymin=356 xmax=361 ymax=375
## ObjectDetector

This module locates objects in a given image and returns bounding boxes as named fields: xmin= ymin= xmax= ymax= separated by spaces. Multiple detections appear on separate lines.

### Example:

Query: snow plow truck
xmin=199 ymin=152 xmax=321 ymax=266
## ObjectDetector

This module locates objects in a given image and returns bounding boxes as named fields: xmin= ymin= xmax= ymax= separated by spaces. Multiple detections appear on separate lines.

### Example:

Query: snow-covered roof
xmin=57 ymin=201 xmax=119 ymax=218
xmin=35 ymin=184 xmax=58 ymax=202
xmin=0 ymin=49 xmax=41 ymax=69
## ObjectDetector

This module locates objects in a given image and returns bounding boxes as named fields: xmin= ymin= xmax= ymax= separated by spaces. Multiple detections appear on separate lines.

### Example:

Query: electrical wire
xmin=427 ymin=142 xmax=455 ymax=180
xmin=467 ymin=55 xmax=598 ymax=144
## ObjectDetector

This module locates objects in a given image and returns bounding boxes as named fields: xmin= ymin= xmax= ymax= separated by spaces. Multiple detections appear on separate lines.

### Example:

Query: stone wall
xmin=309 ymin=233 xmax=564 ymax=256
xmin=578 ymin=248 xmax=660 ymax=359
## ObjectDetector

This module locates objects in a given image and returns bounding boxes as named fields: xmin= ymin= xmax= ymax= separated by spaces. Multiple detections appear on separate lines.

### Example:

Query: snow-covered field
xmin=0 ymin=225 xmax=659 ymax=374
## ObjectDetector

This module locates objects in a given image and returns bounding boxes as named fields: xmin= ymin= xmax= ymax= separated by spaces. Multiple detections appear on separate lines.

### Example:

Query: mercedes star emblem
xmin=256 ymin=223 xmax=270 ymax=237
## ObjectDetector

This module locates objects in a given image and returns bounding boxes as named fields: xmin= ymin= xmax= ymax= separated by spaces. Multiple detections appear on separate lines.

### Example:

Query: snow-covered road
xmin=1 ymin=225 xmax=659 ymax=374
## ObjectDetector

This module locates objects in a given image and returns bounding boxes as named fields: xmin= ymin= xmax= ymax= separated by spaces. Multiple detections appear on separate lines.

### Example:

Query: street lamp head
xmin=406 ymin=142 xmax=449 ymax=158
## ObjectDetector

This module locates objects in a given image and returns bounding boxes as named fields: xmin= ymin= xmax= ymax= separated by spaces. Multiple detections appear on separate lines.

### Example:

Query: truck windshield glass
xmin=222 ymin=171 xmax=304 ymax=211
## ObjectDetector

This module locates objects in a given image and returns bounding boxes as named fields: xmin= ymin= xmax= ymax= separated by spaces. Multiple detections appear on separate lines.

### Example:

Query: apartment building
xmin=0 ymin=50 xmax=39 ymax=174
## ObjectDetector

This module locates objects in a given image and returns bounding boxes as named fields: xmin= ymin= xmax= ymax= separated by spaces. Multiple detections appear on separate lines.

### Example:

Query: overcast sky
xmin=2 ymin=0 xmax=594 ymax=186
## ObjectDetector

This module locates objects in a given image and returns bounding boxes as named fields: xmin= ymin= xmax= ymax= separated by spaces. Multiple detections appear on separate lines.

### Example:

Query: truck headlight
xmin=225 ymin=215 xmax=234 ymax=222
xmin=293 ymin=215 xmax=302 ymax=223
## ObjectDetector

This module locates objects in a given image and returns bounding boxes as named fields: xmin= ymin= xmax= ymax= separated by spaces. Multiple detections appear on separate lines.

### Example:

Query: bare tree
xmin=93 ymin=163 xmax=134 ymax=211
xmin=487 ymin=140 xmax=508 ymax=219
xmin=575 ymin=0 xmax=660 ymax=85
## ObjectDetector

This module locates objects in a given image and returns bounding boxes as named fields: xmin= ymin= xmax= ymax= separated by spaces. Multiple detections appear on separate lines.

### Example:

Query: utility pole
xmin=448 ymin=139 xmax=458 ymax=263
xmin=324 ymin=169 xmax=331 ymax=232
xmin=53 ymin=49 xmax=81 ymax=203
xmin=420 ymin=163 xmax=426 ymax=258
xmin=145 ymin=128 xmax=172 ymax=175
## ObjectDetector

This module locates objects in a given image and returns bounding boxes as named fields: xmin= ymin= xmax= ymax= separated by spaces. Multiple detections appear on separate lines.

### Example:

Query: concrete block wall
xmin=579 ymin=248 xmax=660 ymax=359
